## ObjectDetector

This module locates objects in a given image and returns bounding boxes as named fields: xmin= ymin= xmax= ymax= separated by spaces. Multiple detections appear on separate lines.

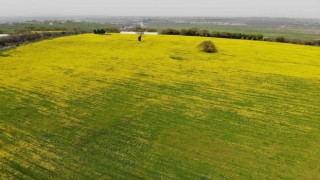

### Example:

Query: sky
xmin=1 ymin=0 xmax=320 ymax=18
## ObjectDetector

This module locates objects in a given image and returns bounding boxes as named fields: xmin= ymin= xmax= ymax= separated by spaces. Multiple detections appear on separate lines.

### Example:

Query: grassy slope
xmin=0 ymin=34 xmax=319 ymax=179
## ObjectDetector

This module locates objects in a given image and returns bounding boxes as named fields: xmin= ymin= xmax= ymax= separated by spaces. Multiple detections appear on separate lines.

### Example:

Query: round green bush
xmin=198 ymin=41 xmax=217 ymax=53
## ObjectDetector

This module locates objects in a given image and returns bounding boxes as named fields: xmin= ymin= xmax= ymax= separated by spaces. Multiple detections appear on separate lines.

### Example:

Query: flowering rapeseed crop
xmin=0 ymin=34 xmax=319 ymax=179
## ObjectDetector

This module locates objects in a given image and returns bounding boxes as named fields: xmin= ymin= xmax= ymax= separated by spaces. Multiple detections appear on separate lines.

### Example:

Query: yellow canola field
xmin=0 ymin=34 xmax=319 ymax=179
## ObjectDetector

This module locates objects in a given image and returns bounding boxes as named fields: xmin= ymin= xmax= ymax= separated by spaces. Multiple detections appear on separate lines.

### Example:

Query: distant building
xmin=120 ymin=31 xmax=138 ymax=34
xmin=263 ymin=37 xmax=271 ymax=41
xmin=0 ymin=34 xmax=10 ymax=38
xmin=120 ymin=31 xmax=158 ymax=35
xmin=143 ymin=32 xmax=158 ymax=35
xmin=139 ymin=22 xmax=147 ymax=29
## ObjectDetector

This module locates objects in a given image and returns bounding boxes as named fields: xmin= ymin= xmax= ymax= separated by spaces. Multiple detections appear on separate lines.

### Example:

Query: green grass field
xmin=151 ymin=24 xmax=320 ymax=41
xmin=0 ymin=21 xmax=111 ymax=33
xmin=0 ymin=34 xmax=319 ymax=179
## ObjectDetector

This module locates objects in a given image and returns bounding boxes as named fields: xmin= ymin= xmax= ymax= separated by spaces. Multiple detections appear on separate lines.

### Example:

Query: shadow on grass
xmin=0 ymin=52 xmax=10 ymax=57
xmin=170 ymin=55 xmax=185 ymax=60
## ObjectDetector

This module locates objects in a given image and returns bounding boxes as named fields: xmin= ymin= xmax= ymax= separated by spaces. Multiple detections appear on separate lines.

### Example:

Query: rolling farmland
xmin=0 ymin=34 xmax=320 ymax=179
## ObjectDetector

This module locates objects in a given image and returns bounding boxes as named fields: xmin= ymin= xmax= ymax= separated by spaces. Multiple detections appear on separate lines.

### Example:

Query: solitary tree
xmin=198 ymin=41 xmax=218 ymax=53
xmin=276 ymin=36 xmax=286 ymax=43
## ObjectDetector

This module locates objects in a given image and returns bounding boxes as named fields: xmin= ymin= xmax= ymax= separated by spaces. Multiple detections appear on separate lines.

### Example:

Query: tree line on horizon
xmin=93 ymin=27 xmax=158 ymax=35
xmin=0 ymin=30 xmax=83 ymax=49
xmin=160 ymin=28 xmax=320 ymax=46
xmin=161 ymin=28 xmax=264 ymax=40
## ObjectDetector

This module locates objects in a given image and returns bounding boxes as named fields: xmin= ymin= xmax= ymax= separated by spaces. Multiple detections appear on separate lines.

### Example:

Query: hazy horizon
xmin=1 ymin=0 xmax=320 ymax=19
